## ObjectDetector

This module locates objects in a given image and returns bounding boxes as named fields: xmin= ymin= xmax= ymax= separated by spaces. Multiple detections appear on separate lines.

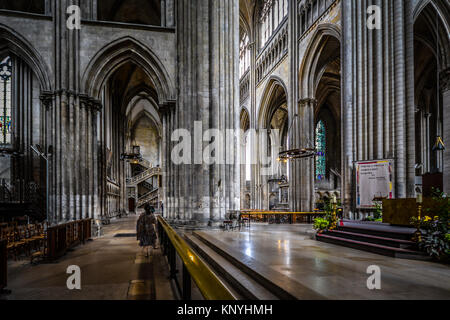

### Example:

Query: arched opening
xmin=84 ymin=37 xmax=172 ymax=217
xmin=414 ymin=2 xmax=450 ymax=194
xmin=0 ymin=51 xmax=48 ymax=221
xmin=239 ymin=29 xmax=250 ymax=79
xmin=259 ymin=79 xmax=289 ymax=210
xmin=97 ymin=60 xmax=163 ymax=216
xmin=240 ymin=108 xmax=251 ymax=209
xmin=98 ymin=0 xmax=161 ymax=26
xmin=300 ymin=27 xmax=341 ymax=209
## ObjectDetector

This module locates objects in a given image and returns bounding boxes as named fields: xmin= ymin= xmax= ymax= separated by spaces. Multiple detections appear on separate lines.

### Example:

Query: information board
xmin=356 ymin=160 xmax=394 ymax=209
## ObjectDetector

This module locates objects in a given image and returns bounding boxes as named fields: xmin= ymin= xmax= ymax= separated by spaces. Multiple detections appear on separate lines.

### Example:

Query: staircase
xmin=316 ymin=221 xmax=429 ymax=260
xmin=137 ymin=188 xmax=159 ymax=207
xmin=126 ymin=160 xmax=161 ymax=207
xmin=126 ymin=167 xmax=161 ymax=186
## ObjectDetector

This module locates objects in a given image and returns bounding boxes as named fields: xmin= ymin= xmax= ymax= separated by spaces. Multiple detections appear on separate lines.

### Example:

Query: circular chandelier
xmin=277 ymin=114 xmax=317 ymax=162
xmin=120 ymin=145 xmax=142 ymax=162
xmin=278 ymin=147 xmax=316 ymax=162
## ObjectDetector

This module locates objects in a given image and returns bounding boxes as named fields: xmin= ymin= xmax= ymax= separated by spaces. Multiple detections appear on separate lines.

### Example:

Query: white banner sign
xmin=356 ymin=160 xmax=394 ymax=209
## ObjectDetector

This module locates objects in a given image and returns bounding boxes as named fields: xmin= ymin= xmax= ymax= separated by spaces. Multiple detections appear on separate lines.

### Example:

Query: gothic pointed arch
xmin=0 ymin=24 xmax=52 ymax=91
xmin=299 ymin=23 xmax=341 ymax=98
xmin=258 ymin=76 xmax=288 ymax=130
xmin=82 ymin=36 xmax=174 ymax=103
xmin=414 ymin=0 xmax=450 ymax=33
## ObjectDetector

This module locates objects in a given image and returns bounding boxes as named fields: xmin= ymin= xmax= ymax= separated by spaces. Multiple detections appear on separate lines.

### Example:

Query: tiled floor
xmin=4 ymin=219 xmax=450 ymax=300
xmin=201 ymin=224 xmax=450 ymax=300
xmin=2 ymin=215 xmax=174 ymax=300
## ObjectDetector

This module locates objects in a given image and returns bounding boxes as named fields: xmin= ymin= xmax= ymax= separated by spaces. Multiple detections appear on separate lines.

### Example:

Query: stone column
xmin=404 ymin=0 xmax=416 ymax=198
xmin=79 ymin=95 xmax=88 ymax=219
xmin=289 ymin=0 xmax=300 ymax=212
xmin=176 ymin=0 xmax=240 ymax=226
xmin=341 ymin=0 xmax=354 ymax=217
xmin=393 ymin=0 xmax=407 ymax=198
xmin=299 ymin=98 xmax=316 ymax=212
xmin=441 ymin=69 xmax=450 ymax=195
xmin=92 ymin=100 xmax=101 ymax=219
xmin=40 ymin=92 xmax=55 ymax=223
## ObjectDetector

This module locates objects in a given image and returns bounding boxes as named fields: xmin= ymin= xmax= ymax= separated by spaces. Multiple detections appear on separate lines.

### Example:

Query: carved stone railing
xmin=240 ymin=70 xmax=250 ymax=103
xmin=137 ymin=188 xmax=159 ymax=207
xmin=138 ymin=158 xmax=151 ymax=169
xmin=256 ymin=20 xmax=288 ymax=84
xmin=126 ymin=167 xmax=161 ymax=186
xmin=297 ymin=0 xmax=338 ymax=39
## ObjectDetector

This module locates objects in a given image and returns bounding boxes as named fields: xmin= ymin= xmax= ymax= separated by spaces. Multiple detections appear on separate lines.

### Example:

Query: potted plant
xmin=412 ymin=189 xmax=450 ymax=262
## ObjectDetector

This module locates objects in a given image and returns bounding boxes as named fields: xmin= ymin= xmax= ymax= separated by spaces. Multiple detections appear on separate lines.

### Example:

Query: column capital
xmin=79 ymin=94 xmax=102 ymax=113
xmin=40 ymin=91 xmax=54 ymax=109
xmin=79 ymin=94 xmax=91 ymax=108
xmin=440 ymin=68 xmax=450 ymax=92
xmin=159 ymin=100 xmax=176 ymax=115
xmin=298 ymin=98 xmax=317 ymax=106
xmin=90 ymin=99 xmax=102 ymax=114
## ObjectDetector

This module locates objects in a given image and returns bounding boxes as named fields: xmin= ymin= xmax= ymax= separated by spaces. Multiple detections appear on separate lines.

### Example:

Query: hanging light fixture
xmin=277 ymin=114 xmax=316 ymax=161
xmin=432 ymin=12 xmax=445 ymax=160
xmin=120 ymin=141 xmax=142 ymax=162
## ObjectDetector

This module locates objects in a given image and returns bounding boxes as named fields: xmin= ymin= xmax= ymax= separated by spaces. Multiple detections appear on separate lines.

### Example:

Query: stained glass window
xmin=240 ymin=33 xmax=250 ymax=78
xmin=315 ymin=120 xmax=326 ymax=181
xmin=0 ymin=56 xmax=12 ymax=145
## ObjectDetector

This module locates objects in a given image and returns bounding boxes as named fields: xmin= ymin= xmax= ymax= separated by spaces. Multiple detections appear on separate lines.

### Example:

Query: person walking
xmin=136 ymin=204 xmax=158 ymax=257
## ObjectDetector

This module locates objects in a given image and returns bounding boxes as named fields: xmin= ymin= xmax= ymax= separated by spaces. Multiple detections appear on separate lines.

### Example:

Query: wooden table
xmin=240 ymin=211 xmax=325 ymax=224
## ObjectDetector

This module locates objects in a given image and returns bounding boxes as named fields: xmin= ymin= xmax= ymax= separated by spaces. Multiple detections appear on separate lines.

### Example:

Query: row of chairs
xmin=0 ymin=223 xmax=46 ymax=261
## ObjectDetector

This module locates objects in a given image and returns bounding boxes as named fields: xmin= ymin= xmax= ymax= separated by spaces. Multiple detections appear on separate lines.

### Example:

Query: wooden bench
xmin=0 ymin=239 xmax=7 ymax=293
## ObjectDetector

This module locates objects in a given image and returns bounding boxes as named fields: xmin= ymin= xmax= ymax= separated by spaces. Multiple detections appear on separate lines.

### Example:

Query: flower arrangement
xmin=411 ymin=189 xmax=450 ymax=262
xmin=313 ymin=197 xmax=341 ymax=233
xmin=313 ymin=218 xmax=329 ymax=233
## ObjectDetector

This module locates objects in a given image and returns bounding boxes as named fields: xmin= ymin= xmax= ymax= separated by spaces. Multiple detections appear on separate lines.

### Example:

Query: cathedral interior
xmin=0 ymin=0 xmax=449 ymax=302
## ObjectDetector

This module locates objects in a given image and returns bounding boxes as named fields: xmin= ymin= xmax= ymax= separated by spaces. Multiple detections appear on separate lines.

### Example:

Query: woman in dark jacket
xmin=137 ymin=204 xmax=157 ymax=257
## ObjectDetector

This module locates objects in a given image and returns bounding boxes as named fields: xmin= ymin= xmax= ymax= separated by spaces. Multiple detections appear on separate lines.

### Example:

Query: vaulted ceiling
xmin=240 ymin=0 xmax=258 ymax=36
xmin=98 ymin=0 xmax=161 ymax=25
xmin=0 ymin=0 xmax=45 ymax=14
xmin=109 ymin=62 xmax=158 ymax=114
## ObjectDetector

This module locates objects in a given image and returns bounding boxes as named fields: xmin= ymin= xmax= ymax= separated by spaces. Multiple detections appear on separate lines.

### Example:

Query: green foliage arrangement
xmin=313 ymin=218 xmax=329 ymax=232
xmin=415 ymin=189 xmax=450 ymax=261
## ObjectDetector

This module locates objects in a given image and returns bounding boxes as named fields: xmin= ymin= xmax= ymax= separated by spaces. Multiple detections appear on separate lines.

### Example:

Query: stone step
xmin=193 ymin=231 xmax=326 ymax=300
xmin=184 ymin=233 xmax=278 ymax=300
xmin=337 ymin=223 xmax=414 ymax=241
xmin=316 ymin=233 xmax=430 ymax=260
xmin=325 ymin=230 xmax=416 ymax=249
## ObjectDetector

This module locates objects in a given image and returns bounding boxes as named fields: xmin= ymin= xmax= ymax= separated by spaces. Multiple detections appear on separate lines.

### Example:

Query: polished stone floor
xmin=201 ymin=224 xmax=450 ymax=300
xmin=2 ymin=215 xmax=174 ymax=300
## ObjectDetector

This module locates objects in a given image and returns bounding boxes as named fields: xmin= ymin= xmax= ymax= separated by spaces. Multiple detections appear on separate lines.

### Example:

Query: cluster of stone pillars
xmin=162 ymin=0 xmax=240 ymax=226
xmin=40 ymin=0 xmax=102 ymax=224
xmin=41 ymin=91 xmax=100 ymax=224
xmin=340 ymin=0 xmax=419 ymax=217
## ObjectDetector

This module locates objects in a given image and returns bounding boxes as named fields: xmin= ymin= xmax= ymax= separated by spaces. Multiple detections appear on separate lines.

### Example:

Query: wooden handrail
xmin=157 ymin=216 xmax=235 ymax=300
